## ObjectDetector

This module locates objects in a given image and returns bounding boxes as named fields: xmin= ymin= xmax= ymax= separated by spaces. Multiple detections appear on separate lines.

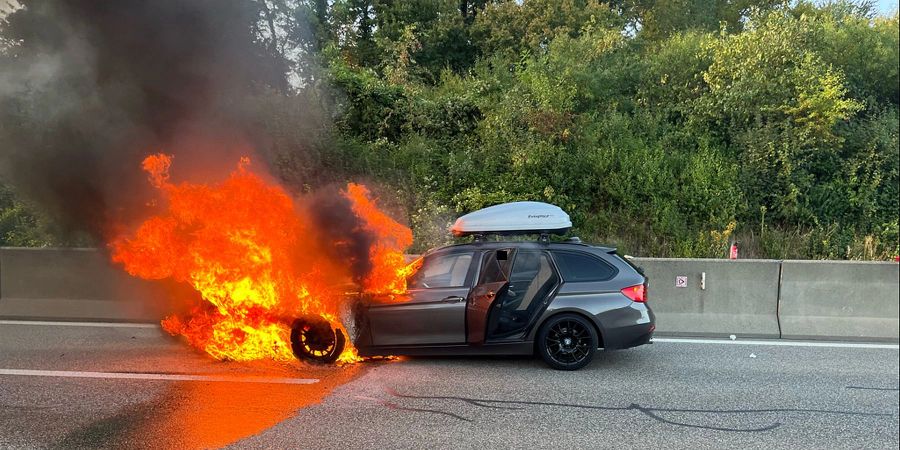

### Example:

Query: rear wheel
xmin=536 ymin=314 xmax=598 ymax=370
xmin=290 ymin=317 xmax=346 ymax=364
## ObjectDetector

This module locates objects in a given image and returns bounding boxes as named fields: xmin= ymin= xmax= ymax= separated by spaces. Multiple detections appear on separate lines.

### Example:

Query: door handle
xmin=440 ymin=296 xmax=464 ymax=303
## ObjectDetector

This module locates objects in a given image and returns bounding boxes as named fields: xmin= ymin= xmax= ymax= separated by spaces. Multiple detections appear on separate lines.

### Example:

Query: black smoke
xmin=307 ymin=186 xmax=375 ymax=285
xmin=0 ymin=0 xmax=288 ymax=240
xmin=0 ymin=1 xmax=398 ymax=289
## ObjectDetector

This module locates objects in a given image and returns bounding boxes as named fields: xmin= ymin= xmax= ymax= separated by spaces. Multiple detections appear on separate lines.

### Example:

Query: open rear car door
xmin=466 ymin=248 xmax=515 ymax=345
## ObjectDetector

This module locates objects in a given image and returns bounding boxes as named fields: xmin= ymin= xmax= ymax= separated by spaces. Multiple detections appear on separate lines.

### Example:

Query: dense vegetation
xmin=1 ymin=0 xmax=898 ymax=259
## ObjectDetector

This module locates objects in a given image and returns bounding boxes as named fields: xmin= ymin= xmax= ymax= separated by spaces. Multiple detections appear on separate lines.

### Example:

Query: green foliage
xmin=638 ymin=31 xmax=715 ymax=116
xmin=313 ymin=0 xmax=897 ymax=259
xmin=0 ymin=184 xmax=61 ymax=247
xmin=470 ymin=0 xmax=623 ymax=57
xmin=619 ymin=0 xmax=782 ymax=40
xmin=700 ymin=10 xmax=862 ymax=140
xmin=815 ymin=9 xmax=900 ymax=105
xmin=2 ymin=0 xmax=897 ymax=259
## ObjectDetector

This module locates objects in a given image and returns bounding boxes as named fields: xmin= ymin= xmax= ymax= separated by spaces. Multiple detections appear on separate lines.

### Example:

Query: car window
xmin=499 ymin=250 xmax=558 ymax=315
xmin=477 ymin=248 xmax=514 ymax=284
xmin=552 ymin=251 xmax=617 ymax=282
xmin=408 ymin=252 xmax=473 ymax=289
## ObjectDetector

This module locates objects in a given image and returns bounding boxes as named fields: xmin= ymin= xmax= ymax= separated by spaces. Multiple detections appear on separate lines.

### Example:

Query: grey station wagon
xmin=290 ymin=202 xmax=655 ymax=370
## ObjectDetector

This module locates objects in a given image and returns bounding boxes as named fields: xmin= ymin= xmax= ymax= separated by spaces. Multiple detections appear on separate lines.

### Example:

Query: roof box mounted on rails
xmin=450 ymin=201 xmax=572 ymax=238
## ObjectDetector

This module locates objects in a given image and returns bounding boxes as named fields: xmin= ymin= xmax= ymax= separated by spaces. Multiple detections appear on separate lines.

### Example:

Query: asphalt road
xmin=1 ymin=321 xmax=897 ymax=449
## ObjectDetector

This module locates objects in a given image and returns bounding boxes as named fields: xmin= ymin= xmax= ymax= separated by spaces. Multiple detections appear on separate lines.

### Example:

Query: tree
xmin=471 ymin=0 xmax=623 ymax=57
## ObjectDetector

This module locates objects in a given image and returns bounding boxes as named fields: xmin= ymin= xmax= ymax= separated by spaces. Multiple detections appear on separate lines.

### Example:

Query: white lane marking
xmin=653 ymin=337 xmax=898 ymax=350
xmin=4 ymin=321 xmax=895 ymax=350
xmin=0 ymin=320 xmax=158 ymax=328
xmin=0 ymin=368 xmax=318 ymax=384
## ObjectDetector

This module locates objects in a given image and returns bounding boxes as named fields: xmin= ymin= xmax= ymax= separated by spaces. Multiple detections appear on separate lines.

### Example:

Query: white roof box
xmin=451 ymin=201 xmax=572 ymax=237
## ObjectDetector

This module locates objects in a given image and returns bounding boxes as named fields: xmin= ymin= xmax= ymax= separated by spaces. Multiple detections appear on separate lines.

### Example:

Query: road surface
xmin=1 ymin=320 xmax=897 ymax=449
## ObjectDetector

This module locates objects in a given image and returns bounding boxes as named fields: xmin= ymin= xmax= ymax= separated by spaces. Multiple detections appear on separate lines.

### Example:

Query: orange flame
xmin=111 ymin=154 xmax=414 ymax=362
xmin=345 ymin=183 xmax=415 ymax=294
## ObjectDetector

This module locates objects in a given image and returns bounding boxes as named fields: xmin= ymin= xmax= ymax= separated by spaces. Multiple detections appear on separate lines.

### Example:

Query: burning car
xmin=112 ymin=156 xmax=651 ymax=370
xmin=292 ymin=202 xmax=655 ymax=370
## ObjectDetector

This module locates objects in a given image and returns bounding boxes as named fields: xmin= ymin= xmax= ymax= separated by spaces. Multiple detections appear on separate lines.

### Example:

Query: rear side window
xmin=552 ymin=251 xmax=617 ymax=282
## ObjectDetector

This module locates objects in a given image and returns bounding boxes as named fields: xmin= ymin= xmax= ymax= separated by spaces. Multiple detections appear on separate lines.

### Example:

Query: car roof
xmin=423 ymin=240 xmax=617 ymax=257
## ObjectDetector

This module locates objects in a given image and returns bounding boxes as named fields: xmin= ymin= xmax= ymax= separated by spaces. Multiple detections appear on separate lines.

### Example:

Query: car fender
xmin=529 ymin=291 xmax=632 ymax=344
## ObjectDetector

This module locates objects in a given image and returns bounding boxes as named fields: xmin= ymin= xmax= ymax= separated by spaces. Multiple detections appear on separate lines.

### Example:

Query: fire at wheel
xmin=112 ymin=154 xmax=414 ymax=363
xmin=290 ymin=317 xmax=346 ymax=364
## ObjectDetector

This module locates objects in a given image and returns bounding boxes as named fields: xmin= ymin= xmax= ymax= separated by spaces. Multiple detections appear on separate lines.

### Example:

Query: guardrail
xmin=0 ymin=248 xmax=897 ymax=341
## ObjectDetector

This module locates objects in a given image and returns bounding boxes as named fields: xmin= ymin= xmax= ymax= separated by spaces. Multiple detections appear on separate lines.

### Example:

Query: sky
xmin=874 ymin=0 xmax=900 ymax=15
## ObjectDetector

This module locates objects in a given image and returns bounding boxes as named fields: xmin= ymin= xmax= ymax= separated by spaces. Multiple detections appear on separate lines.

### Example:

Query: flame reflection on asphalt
xmin=120 ymin=364 xmax=364 ymax=449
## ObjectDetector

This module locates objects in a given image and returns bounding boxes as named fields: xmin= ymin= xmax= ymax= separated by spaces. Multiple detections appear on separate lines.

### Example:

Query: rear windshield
xmin=551 ymin=251 xmax=617 ymax=282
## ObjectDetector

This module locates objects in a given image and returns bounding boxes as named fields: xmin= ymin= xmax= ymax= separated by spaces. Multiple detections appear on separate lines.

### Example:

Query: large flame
xmin=111 ymin=154 xmax=414 ymax=362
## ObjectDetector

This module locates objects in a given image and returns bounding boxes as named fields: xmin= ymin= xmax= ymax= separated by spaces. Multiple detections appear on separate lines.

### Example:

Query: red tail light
xmin=621 ymin=284 xmax=646 ymax=302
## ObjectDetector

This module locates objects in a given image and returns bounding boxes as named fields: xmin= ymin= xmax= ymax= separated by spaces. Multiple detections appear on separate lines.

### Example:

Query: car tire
xmin=290 ymin=316 xmax=346 ymax=364
xmin=536 ymin=313 xmax=598 ymax=370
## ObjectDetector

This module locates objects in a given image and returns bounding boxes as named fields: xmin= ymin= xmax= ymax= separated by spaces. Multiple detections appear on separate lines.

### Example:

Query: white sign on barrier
xmin=675 ymin=276 xmax=688 ymax=288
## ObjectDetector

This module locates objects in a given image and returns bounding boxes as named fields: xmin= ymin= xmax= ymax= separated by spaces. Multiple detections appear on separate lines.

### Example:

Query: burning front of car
xmin=0 ymin=0 xmax=429 ymax=366
xmin=111 ymin=153 xmax=419 ymax=364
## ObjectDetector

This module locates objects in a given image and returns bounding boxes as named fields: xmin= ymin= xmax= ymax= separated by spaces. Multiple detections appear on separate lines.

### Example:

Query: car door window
xmin=477 ymin=248 xmax=514 ymax=284
xmin=407 ymin=253 xmax=473 ymax=289
xmin=504 ymin=251 xmax=557 ymax=313
xmin=488 ymin=251 xmax=559 ymax=338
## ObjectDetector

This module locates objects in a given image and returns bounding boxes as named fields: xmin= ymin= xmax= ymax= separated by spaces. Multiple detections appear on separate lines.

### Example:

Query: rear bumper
xmin=597 ymin=302 xmax=655 ymax=350
xmin=606 ymin=322 xmax=654 ymax=349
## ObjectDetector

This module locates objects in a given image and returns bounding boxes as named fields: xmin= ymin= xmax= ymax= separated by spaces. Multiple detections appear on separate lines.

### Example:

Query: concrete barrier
xmin=0 ymin=248 xmax=897 ymax=341
xmin=779 ymin=260 xmax=899 ymax=341
xmin=634 ymin=258 xmax=782 ymax=338
xmin=0 ymin=248 xmax=173 ymax=321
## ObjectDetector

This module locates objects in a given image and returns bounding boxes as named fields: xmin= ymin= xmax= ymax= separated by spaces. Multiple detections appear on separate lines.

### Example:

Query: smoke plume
xmin=307 ymin=186 xmax=376 ymax=284
xmin=0 ymin=0 xmax=288 ymax=240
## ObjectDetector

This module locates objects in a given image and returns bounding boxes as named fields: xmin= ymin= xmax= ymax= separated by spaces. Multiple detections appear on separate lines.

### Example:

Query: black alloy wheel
xmin=536 ymin=313 xmax=598 ymax=370
xmin=290 ymin=317 xmax=346 ymax=364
